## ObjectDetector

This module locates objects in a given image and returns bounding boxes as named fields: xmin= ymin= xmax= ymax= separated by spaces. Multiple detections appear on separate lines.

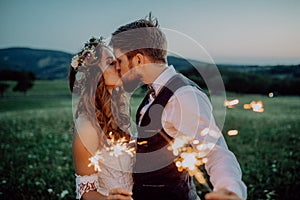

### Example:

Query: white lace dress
xmin=75 ymin=147 xmax=133 ymax=199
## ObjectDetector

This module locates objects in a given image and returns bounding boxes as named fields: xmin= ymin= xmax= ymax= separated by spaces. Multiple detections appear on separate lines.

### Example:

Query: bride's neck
xmin=106 ymin=85 xmax=114 ymax=94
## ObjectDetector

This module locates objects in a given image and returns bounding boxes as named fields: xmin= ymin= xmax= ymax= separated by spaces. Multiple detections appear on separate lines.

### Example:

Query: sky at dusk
xmin=0 ymin=0 xmax=299 ymax=65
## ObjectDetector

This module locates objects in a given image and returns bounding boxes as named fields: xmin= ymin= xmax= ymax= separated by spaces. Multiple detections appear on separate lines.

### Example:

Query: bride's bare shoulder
xmin=73 ymin=115 xmax=101 ymax=155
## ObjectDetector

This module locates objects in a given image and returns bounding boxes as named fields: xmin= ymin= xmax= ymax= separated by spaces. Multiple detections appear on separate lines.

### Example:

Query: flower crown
xmin=71 ymin=37 xmax=105 ymax=71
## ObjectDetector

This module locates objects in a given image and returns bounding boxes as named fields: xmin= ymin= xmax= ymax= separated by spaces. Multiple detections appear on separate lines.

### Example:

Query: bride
xmin=68 ymin=37 xmax=133 ymax=200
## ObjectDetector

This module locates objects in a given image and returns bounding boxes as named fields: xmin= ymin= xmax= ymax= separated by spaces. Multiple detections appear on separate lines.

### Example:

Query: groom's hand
xmin=107 ymin=188 xmax=133 ymax=200
xmin=205 ymin=188 xmax=241 ymax=200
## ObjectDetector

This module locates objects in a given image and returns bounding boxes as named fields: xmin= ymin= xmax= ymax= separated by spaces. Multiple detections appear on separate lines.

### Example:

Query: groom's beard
xmin=121 ymin=65 xmax=142 ymax=93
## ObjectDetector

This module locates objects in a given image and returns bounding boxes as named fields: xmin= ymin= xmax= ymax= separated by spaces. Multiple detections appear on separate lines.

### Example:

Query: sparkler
xmin=88 ymin=150 xmax=103 ymax=172
xmin=168 ymin=135 xmax=212 ymax=192
xmin=137 ymin=140 xmax=148 ymax=145
xmin=105 ymin=132 xmax=136 ymax=157
xmin=88 ymin=132 xmax=136 ymax=172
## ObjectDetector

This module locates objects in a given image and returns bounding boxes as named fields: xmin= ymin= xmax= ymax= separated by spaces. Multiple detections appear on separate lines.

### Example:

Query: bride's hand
xmin=107 ymin=188 xmax=133 ymax=200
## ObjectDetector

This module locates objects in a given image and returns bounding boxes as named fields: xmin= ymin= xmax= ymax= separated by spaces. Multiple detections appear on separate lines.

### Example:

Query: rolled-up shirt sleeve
xmin=162 ymin=86 xmax=247 ymax=200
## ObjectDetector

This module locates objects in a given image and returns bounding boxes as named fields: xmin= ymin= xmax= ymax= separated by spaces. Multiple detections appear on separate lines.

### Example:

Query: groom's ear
xmin=132 ymin=53 xmax=144 ymax=66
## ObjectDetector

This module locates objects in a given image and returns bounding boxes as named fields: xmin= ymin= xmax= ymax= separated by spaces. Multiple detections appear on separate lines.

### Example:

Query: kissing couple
xmin=69 ymin=14 xmax=247 ymax=200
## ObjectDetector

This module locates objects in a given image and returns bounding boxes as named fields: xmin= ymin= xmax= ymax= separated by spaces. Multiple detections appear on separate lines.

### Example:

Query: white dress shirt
xmin=139 ymin=65 xmax=247 ymax=200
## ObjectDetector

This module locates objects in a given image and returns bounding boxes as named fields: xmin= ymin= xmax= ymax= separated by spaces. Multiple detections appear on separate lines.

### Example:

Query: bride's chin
xmin=115 ymin=82 xmax=123 ymax=87
xmin=115 ymin=79 xmax=123 ymax=87
xmin=106 ymin=83 xmax=123 ymax=91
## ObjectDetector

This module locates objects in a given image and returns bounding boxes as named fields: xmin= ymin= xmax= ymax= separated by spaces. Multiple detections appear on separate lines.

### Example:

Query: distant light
xmin=224 ymin=99 xmax=239 ymax=108
xmin=269 ymin=92 xmax=274 ymax=98
xmin=251 ymin=101 xmax=264 ymax=112
xmin=243 ymin=101 xmax=264 ymax=112
xmin=243 ymin=104 xmax=252 ymax=109
xmin=228 ymin=130 xmax=238 ymax=136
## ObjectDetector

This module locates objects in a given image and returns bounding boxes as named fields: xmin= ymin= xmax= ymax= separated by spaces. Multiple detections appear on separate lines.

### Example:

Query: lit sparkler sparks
xmin=88 ymin=151 xmax=103 ymax=172
xmin=168 ymin=136 xmax=212 ymax=192
xmin=137 ymin=141 xmax=148 ymax=145
xmin=88 ymin=132 xmax=136 ymax=172
xmin=106 ymin=132 xmax=136 ymax=157
xmin=243 ymin=101 xmax=264 ymax=112
xmin=224 ymin=99 xmax=239 ymax=108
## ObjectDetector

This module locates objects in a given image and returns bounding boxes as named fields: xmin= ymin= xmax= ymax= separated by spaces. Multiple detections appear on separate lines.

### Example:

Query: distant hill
xmin=166 ymin=56 xmax=208 ymax=71
xmin=1 ymin=47 xmax=299 ymax=95
xmin=0 ymin=48 xmax=72 ymax=80
xmin=0 ymin=47 xmax=203 ymax=80
xmin=0 ymin=47 xmax=299 ymax=81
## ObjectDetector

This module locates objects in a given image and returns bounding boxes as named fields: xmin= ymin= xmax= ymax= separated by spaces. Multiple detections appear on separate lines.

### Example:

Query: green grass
xmin=0 ymin=104 xmax=74 ymax=199
xmin=1 ymin=80 xmax=70 ymax=96
xmin=0 ymin=80 xmax=299 ymax=199
xmin=222 ymin=94 xmax=300 ymax=199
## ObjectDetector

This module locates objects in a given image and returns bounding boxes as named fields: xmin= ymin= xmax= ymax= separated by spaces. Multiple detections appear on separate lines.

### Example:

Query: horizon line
xmin=0 ymin=46 xmax=299 ymax=67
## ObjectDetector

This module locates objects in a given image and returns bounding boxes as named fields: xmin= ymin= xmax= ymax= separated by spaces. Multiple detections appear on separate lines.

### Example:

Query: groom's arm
xmin=162 ymin=86 xmax=247 ymax=200
xmin=203 ymin=137 xmax=246 ymax=200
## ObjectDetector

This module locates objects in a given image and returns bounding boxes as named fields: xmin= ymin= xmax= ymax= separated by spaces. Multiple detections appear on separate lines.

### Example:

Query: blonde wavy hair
xmin=68 ymin=37 xmax=131 ymax=146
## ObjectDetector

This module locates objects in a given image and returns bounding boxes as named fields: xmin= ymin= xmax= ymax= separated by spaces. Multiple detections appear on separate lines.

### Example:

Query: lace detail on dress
xmin=75 ymin=173 xmax=103 ymax=199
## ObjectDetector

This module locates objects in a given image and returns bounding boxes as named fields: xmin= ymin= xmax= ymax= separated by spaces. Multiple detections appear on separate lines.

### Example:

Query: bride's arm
xmin=73 ymin=132 xmax=108 ymax=200
xmin=73 ymin=123 xmax=132 ymax=200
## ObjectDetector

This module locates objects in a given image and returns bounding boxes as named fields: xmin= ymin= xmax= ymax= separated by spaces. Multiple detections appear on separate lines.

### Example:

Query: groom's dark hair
xmin=110 ymin=13 xmax=167 ymax=64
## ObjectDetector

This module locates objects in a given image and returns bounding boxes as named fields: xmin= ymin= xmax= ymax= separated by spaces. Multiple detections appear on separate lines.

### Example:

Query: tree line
xmin=1 ymin=65 xmax=299 ymax=97
xmin=0 ymin=70 xmax=35 ymax=96
xmin=180 ymin=65 xmax=300 ymax=96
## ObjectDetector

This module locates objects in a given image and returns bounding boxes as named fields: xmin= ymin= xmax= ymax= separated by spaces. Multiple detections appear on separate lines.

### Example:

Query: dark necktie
xmin=137 ymin=86 xmax=156 ymax=125
xmin=147 ymin=85 xmax=156 ymax=99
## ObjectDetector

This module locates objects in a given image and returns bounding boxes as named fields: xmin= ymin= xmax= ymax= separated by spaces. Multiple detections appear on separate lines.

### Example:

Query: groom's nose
xmin=115 ymin=61 xmax=121 ymax=76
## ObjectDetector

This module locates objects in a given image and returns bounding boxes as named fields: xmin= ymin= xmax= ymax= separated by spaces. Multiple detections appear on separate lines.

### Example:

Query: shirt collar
xmin=151 ymin=65 xmax=177 ymax=95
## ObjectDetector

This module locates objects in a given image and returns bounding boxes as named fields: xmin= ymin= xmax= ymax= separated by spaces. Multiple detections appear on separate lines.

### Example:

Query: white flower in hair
xmin=71 ymin=55 xmax=79 ymax=69
xmin=70 ymin=37 xmax=104 ymax=71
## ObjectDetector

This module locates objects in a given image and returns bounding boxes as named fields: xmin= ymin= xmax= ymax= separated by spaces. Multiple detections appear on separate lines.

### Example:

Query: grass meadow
xmin=0 ymin=80 xmax=299 ymax=199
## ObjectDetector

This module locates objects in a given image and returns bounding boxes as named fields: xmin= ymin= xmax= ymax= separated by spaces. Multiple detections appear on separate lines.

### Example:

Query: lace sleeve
xmin=75 ymin=173 xmax=104 ymax=199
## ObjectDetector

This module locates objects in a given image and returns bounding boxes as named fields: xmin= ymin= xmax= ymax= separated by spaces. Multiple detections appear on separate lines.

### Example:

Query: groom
xmin=110 ymin=15 xmax=247 ymax=200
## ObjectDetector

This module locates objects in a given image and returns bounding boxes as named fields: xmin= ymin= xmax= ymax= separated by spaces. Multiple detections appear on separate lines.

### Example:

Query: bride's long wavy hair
xmin=68 ymin=38 xmax=130 ymax=147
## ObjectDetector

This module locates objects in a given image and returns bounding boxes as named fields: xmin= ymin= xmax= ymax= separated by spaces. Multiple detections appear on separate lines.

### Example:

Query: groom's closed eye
xmin=109 ymin=60 xmax=116 ymax=66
